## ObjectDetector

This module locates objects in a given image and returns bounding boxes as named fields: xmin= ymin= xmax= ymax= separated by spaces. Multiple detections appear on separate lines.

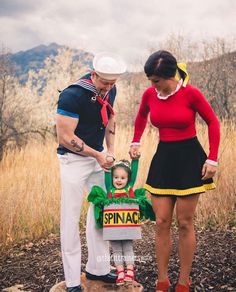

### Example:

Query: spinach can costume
xmin=88 ymin=160 xmax=155 ymax=240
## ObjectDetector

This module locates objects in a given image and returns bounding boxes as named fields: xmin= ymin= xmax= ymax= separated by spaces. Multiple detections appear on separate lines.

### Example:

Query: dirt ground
xmin=0 ymin=222 xmax=235 ymax=292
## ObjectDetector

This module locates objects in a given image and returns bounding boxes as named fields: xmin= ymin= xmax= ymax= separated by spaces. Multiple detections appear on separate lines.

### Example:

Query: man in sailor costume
xmin=56 ymin=52 xmax=126 ymax=292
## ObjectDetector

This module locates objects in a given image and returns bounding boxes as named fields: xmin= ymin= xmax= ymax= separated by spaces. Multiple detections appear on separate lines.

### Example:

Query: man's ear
xmin=91 ymin=71 xmax=96 ymax=79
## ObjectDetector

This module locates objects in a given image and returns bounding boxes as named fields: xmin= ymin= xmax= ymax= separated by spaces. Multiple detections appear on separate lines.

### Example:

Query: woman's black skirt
xmin=144 ymin=137 xmax=215 ymax=197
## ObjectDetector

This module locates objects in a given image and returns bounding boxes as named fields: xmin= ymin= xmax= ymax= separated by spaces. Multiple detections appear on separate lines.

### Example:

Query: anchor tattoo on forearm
xmin=71 ymin=139 xmax=84 ymax=152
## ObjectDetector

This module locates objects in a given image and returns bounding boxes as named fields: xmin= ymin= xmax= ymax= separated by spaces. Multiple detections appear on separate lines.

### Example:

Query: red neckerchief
xmin=95 ymin=94 xmax=114 ymax=127
xmin=74 ymin=75 xmax=115 ymax=127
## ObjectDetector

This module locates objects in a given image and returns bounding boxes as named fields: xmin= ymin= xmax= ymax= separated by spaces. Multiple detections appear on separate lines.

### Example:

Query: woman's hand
xmin=202 ymin=163 xmax=217 ymax=180
xmin=129 ymin=145 xmax=141 ymax=160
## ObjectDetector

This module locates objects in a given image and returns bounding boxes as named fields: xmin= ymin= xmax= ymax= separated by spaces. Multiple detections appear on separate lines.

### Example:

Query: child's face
xmin=112 ymin=167 xmax=129 ymax=189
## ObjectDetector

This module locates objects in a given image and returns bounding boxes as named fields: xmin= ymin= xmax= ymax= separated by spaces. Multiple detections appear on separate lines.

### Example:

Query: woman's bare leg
xmin=176 ymin=194 xmax=200 ymax=286
xmin=151 ymin=195 xmax=176 ymax=282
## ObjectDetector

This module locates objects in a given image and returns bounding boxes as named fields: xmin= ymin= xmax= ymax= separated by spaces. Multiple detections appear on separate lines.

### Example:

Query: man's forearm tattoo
xmin=71 ymin=139 xmax=84 ymax=152
xmin=109 ymin=121 xmax=116 ymax=135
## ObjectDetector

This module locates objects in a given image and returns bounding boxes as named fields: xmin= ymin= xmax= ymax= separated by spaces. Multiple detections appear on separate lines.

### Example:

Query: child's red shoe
xmin=116 ymin=270 xmax=125 ymax=286
xmin=124 ymin=267 xmax=134 ymax=282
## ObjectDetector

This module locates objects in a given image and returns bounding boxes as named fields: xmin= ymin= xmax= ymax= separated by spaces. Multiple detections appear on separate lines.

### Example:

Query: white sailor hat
xmin=93 ymin=52 xmax=127 ymax=80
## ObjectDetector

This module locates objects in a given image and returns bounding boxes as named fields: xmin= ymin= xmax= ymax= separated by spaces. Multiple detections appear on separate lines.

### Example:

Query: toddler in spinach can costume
xmin=88 ymin=159 xmax=155 ymax=286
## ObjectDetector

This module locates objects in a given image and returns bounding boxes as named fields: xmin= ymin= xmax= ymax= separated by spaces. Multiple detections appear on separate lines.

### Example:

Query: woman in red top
xmin=129 ymin=50 xmax=220 ymax=292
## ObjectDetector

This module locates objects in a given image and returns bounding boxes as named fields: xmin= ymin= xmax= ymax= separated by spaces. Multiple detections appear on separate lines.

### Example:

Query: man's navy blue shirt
xmin=57 ymin=78 xmax=116 ymax=154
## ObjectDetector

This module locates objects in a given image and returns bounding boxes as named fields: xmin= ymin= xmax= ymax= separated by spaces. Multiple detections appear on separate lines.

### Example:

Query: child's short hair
xmin=111 ymin=159 xmax=131 ymax=182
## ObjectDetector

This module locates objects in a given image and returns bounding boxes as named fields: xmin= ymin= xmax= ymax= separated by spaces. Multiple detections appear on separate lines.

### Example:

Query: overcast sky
xmin=1 ymin=0 xmax=236 ymax=65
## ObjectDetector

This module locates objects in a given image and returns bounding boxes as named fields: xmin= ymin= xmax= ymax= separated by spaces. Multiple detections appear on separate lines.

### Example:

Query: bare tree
xmin=149 ymin=33 xmax=200 ymax=62
xmin=115 ymin=72 xmax=148 ymax=125
xmin=0 ymin=47 xmax=17 ymax=159
xmin=0 ymin=46 xmax=51 ymax=161
xmin=189 ymin=38 xmax=236 ymax=119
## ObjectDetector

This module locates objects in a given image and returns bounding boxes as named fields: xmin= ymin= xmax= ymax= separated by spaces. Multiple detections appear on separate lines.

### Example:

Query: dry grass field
xmin=0 ymin=122 xmax=235 ymax=250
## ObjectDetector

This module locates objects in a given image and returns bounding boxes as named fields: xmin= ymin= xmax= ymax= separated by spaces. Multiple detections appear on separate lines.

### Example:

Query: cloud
xmin=0 ymin=0 xmax=40 ymax=16
xmin=0 ymin=0 xmax=236 ymax=64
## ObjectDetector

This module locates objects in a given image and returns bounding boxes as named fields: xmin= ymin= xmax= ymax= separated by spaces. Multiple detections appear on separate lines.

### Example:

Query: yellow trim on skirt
xmin=144 ymin=183 xmax=216 ymax=196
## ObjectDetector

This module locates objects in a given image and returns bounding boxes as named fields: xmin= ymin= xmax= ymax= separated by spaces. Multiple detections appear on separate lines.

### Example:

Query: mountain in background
xmin=8 ymin=43 xmax=93 ymax=83
xmin=5 ymin=43 xmax=236 ymax=118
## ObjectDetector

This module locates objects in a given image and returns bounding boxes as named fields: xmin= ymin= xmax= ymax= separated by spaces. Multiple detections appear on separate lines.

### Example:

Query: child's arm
xmin=130 ymin=159 xmax=139 ymax=187
xmin=104 ymin=170 xmax=112 ymax=192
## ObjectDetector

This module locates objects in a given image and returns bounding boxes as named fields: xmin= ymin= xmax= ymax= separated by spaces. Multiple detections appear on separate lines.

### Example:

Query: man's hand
xmin=106 ymin=153 xmax=115 ymax=163
xmin=202 ymin=163 xmax=217 ymax=180
xmin=96 ymin=152 xmax=114 ymax=171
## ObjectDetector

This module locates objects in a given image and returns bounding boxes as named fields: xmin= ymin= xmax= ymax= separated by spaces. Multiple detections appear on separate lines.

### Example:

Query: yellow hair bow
xmin=175 ymin=62 xmax=189 ymax=87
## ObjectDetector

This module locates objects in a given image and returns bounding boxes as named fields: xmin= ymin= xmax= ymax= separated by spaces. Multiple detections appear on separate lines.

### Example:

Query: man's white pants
xmin=58 ymin=153 xmax=110 ymax=287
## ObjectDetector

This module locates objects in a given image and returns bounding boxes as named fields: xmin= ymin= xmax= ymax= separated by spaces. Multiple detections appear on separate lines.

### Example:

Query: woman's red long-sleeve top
xmin=132 ymin=85 xmax=220 ymax=161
